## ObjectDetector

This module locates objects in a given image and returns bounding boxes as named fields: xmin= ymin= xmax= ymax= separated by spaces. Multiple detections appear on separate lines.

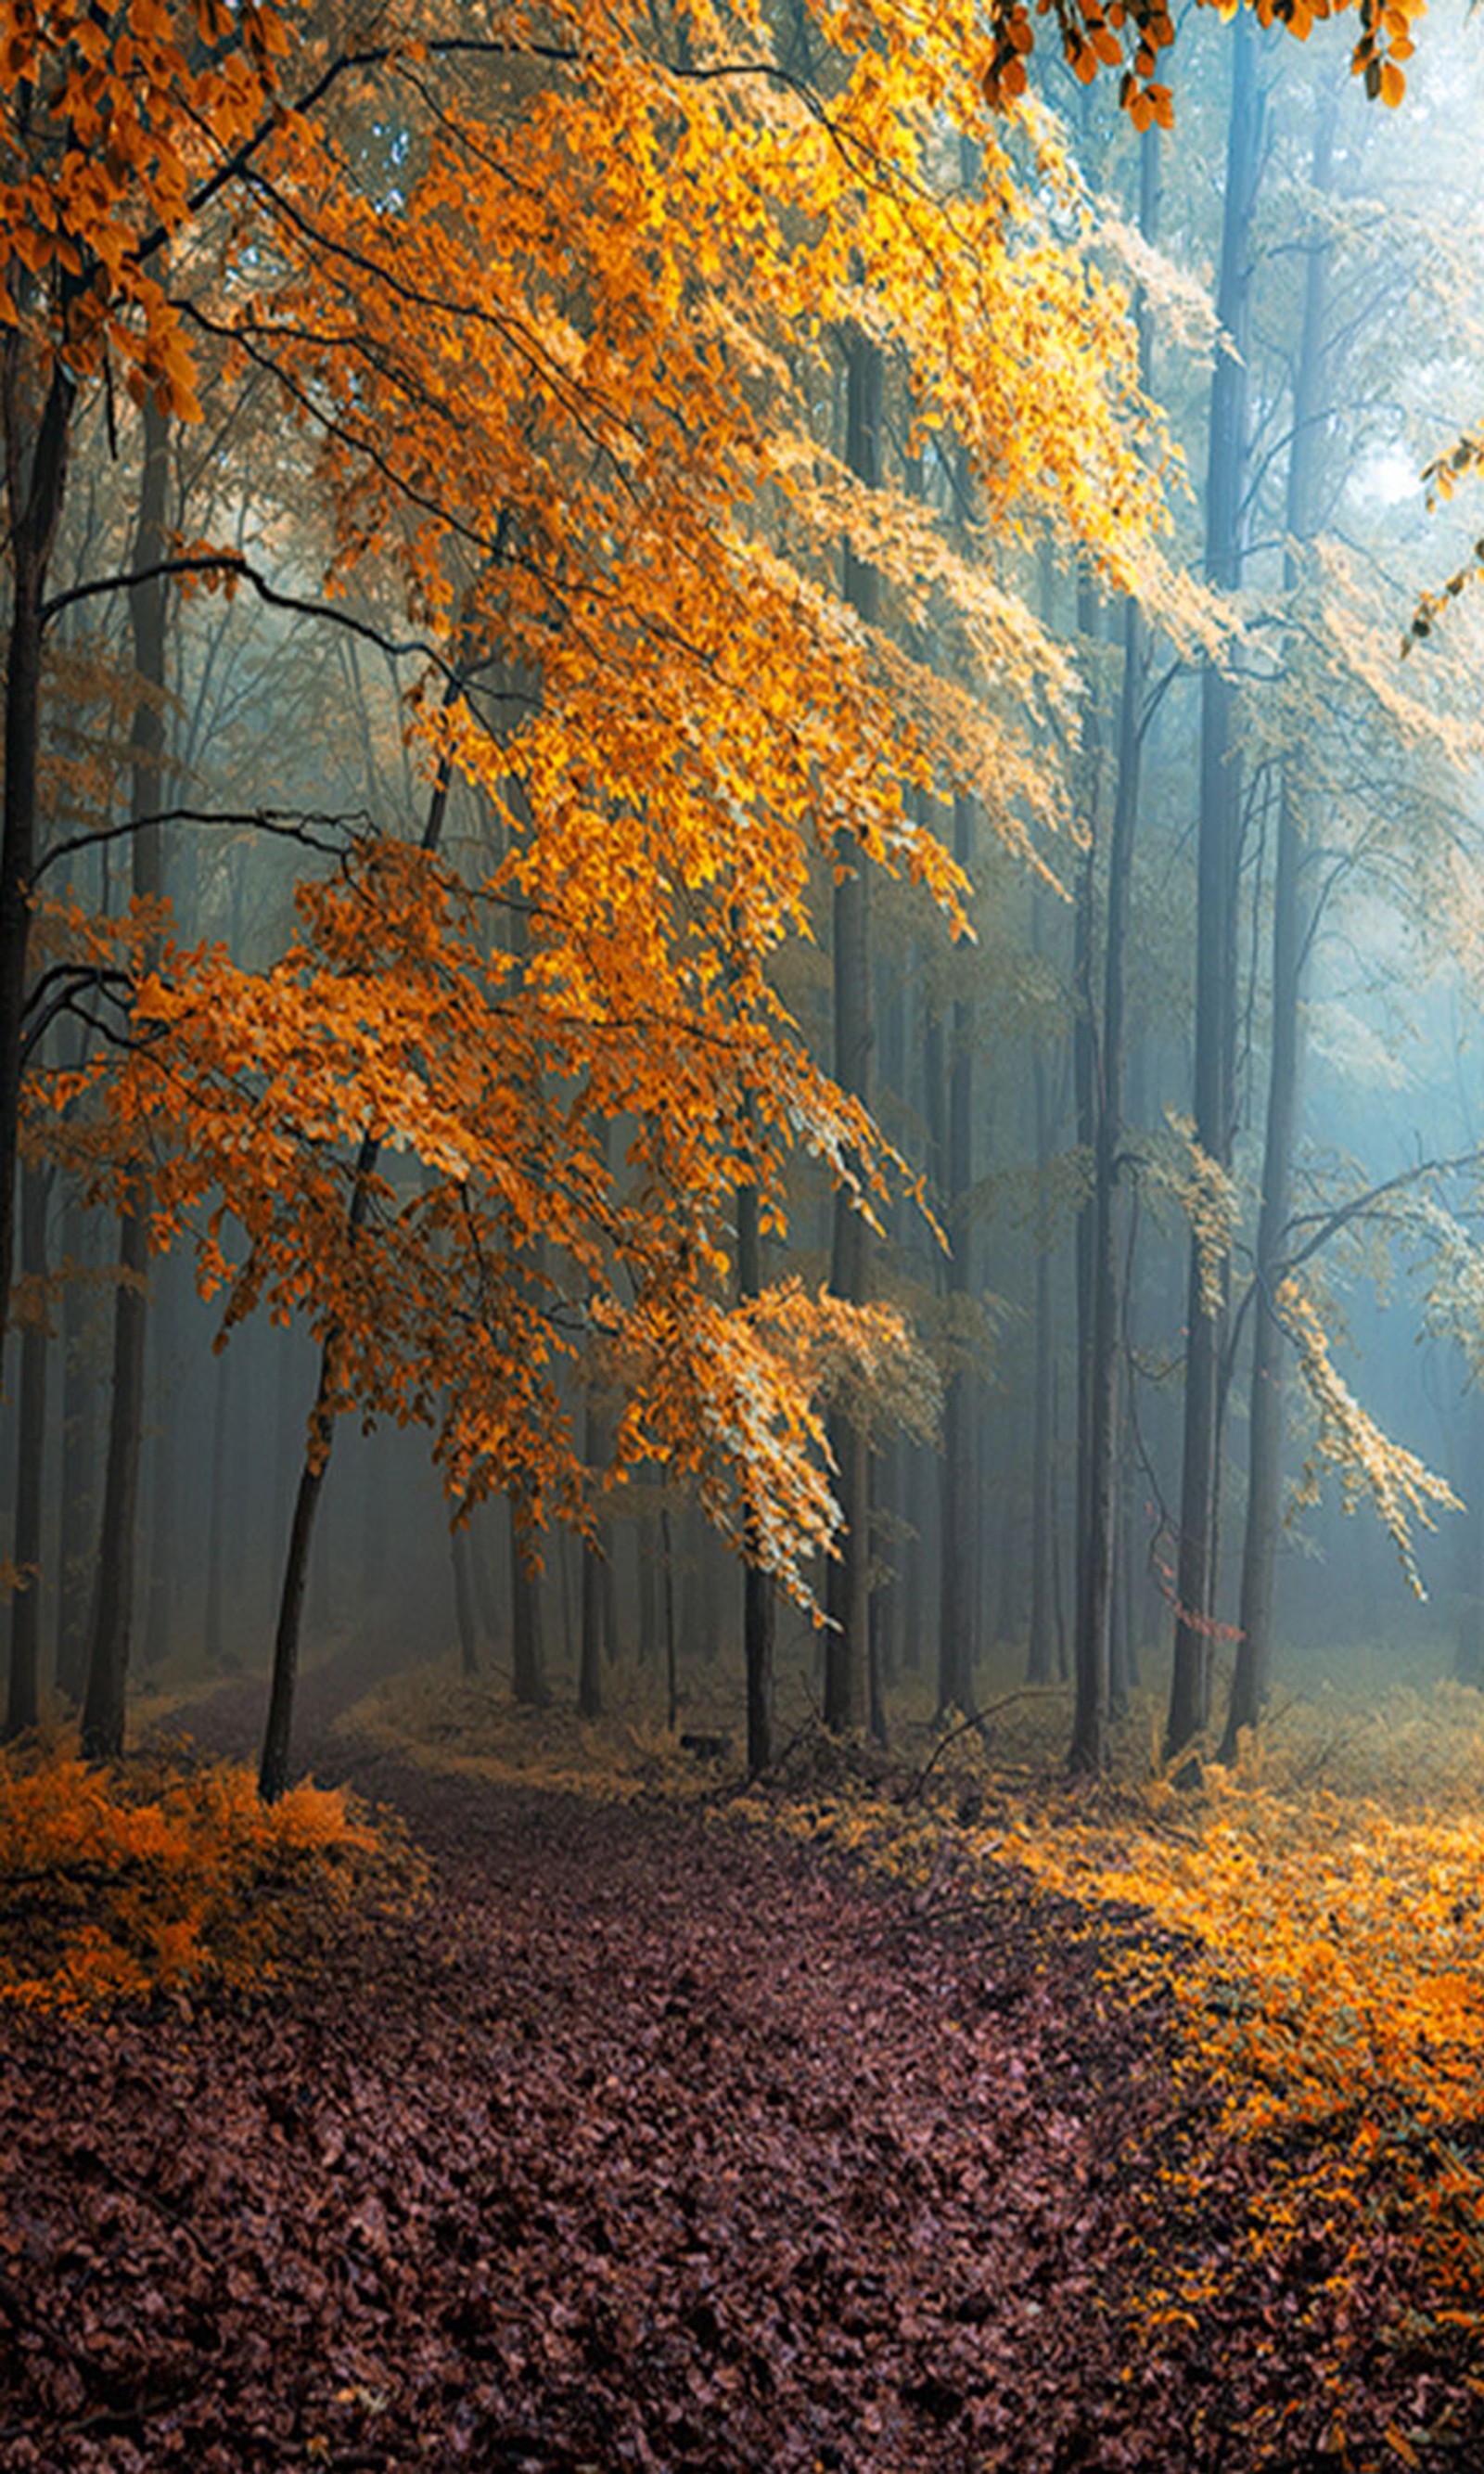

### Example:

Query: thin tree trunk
xmin=452 ymin=1519 xmax=480 ymax=1678
xmin=1029 ymin=1041 xmax=1057 ymax=1686
xmin=260 ymin=731 xmax=455 ymax=1800
xmin=4 ymin=1165 xmax=49 ymax=1737
xmin=824 ymin=327 xmax=880 ymax=1735
xmin=508 ymin=1495 xmax=547 ymax=1707
xmin=54 ymin=1188 xmax=94 ymax=1701
xmin=0 ymin=343 xmax=74 ymax=1352
xmin=1167 ymin=16 xmax=1263 ymax=1764
xmin=737 ymin=1178 xmax=775 ymax=1776
xmin=661 ymin=1506 xmax=678 ymax=1733
xmin=80 ymin=396 xmax=170 ymax=1762
xmin=579 ymin=1404 xmax=605 ymax=1721
xmin=937 ymin=790 xmax=978 ymax=1721
xmin=1222 ymin=96 xmax=1335 ymax=1759
xmin=143 ymin=1252 xmax=178 ymax=1668
xmin=203 ymin=1343 xmax=231 ymax=1667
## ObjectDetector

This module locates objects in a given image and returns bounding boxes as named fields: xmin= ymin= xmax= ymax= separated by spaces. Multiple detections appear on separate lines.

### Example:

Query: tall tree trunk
xmin=0 ymin=342 xmax=74 ymax=1353
xmin=4 ymin=1164 xmax=49 ymax=1737
xmin=80 ymin=396 xmax=170 ymax=1761
xmin=1222 ymin=96 xmax=1336 ymax=1759
xmin=824 ymin=327 xmax=881 ymax=1734
xmin=1028 ymin=903 xmax=1058 ymax=1687
xmin=1167 ymin=15 xmax=1263 ymax=1764
xmin=937 ymin=790 xmax=978 ymax=1720
xmin=143 ymin=1251 xmax=179 ymax=1668
xmin=1069 ymin=131 xmax=1160 ymax=1772
xmin=260 ymin=737 xmax=455 ymax=1800
xmin=203 ymin=1343 xmax=232 ymax=1667
xmin=54 ymin=1188 xmax=95 ymax=1701
xmin=737 ymin=1177 xmax=776 ymax=1776
xmin=661 ymin=1506 xmax=678 ymax=1732
xmin=508 ymin=1495 xmax=547 ymax=1707
xmin=453 ymin=1519 xmax=480 ymax=1678
xmin=579 ymin=1404 xmax=606 ymax=1722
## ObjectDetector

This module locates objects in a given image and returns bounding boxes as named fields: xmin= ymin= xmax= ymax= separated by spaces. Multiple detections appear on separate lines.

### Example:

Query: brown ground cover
xmin=0 ymin=1686 xmax=1474 ymax=2472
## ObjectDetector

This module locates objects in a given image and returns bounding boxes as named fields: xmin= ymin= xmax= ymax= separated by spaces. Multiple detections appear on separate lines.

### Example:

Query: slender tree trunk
xmin=1068 ymin=575 xmax=1109 ymax=1769
xmin=453 ymin=1519 xmax=480 ymax=1677
xmin=508 ymin=1495 xmax=547 ymax=1707
xmin=0 ymin=344 xmax=74 ymax=1354
xmin=4 ymin=1165 xmax=49 ymax=1737
xmin=1028 ymin=913 xmax=1058 ymax=1687
xmin=737 ymin=1178 xmax=775 ymax=1776
xmin=203 ymin=1344 xmax=231 ymax=1666
xmin=143 ymin=1253 xmax=179 ymax=1668
xmin=579 ymin=1404 xmax=605 ymax=1721
xmin=824 ymin=327 xmax=881 ymax=1735
xmin=1070 ymin=148 xmax=1160 ymax=1764
xmin=1222 ymin=96 xmax=1335 ymax=1758
xmin=661 ymin=1506 xmax=678 ymax=1733
xmin=260 ymin=733 xmax=455 ymax=1800
xmin=937 ymin=790 xmax=978 ymax=1720
xmin=54 ymin=1189 xmax=94 ymax=1701
xmin=81 ymin=397 xmax=170 ymax=1761
xmin=1167 ymin=16 xmax=1263 ymax=1764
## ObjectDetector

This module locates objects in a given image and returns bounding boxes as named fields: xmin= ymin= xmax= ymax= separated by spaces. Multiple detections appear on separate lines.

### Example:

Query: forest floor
xmin=3 ymin=1661 xmax=1483 ymax=2473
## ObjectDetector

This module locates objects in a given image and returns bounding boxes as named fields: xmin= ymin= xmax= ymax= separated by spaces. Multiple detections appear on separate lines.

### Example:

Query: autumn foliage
xmin=0 ymin=1737 xmax=414 ymax=2009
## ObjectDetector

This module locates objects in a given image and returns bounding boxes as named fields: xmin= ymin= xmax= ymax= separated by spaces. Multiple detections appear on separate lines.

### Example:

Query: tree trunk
xmin=508 ymin=1495 xmax=547 ymax=1707
xmin=0 ymin=345 xmax=74 ymax=1353
xmin=4 ymin=1165 xmax=49 ymax=1737
xmin=661 ymin=1506 xmax=678 ymax=1732
xmin=937 ymin=790 xmax=978 ymax=1720
xmin=453 ymin=1519 xmax=480 ymax=1678
xmin=260 ymin=731 xmax=455 ymax=1799
xmin=737 ymin=1178 xmax=775 ymax=1776
xmin=80 ymin=396 xmax=170 ymax=1762
xmin=1028 ymin=912 xmax=1058 ymax=1687
xmin=1070 ymin=141 xmax=1160 ymax=1765
xmin=1167 ymin=16 xmax=1263 ymax=1764
xmin=824 ymin=327 xmax=881 ymax=1734
xmin=54 ymin=1188 xmax=95 ymax=1701
xmin=1222 ymin=96 xmax=1335 ymax=1759
xmin=203 ymin=1343 xmax=232 ymax=1666
xmin=143 ymin=1253 xmax=179 ymax=1669
xmin=579 ymin=1404 xmax=605 ymax=1721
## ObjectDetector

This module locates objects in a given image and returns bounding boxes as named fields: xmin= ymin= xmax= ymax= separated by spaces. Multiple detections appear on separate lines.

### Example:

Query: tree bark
xmin=737 ymin=1177 xmax=775 ymax=1776
xmin=824 ymin=327 xmax=881 ymax=1734
xmin=936 ymin=789 xmax=978 ymax=1720
xmin=1069 ymin=132 xmax=1160 ymax=1771
xmin=508 ymin=1495 xmax=548 ymax=1707
xmin=579 ymin=1404 xmax=606 ymax=1721
xmin=54 ymin=1187 xmax=95 ymax=1702
xmin=1167 ymin=15 xmax=1263 ymax=1764
xmin=203 ymin=1343 xmax=232 ymax=1667
xmin=80 ymin=395 xmax=170 ymax=1762
xmin=452 ymin=1519 xmax=480 ymax=1678
xmin=260 ymin=735 xmax=454 ymax=1799
xmin=0 ymin=338 xmax=74 ymax=1356
xmin=4 ymin=1165 xmax=49 ymax=1737
xmin=1222 ymin=96 xmax=1336 ymax=1758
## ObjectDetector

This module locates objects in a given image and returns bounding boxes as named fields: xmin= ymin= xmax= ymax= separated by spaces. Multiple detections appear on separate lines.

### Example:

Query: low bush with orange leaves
xmin=0 ymin=1737 xmax=421 ymax=2011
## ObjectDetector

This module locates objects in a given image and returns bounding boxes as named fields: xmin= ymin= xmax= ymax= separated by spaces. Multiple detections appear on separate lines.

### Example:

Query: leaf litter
xmin=2 ymin=1746 xmax=1481 ymax=2472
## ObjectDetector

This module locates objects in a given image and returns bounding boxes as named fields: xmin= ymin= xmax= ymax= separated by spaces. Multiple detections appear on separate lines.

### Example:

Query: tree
xmin=1165 ymin=6 xmax=1265 ymax=1764
xmin=29 ymin=0 xmax=1173 ymax=1790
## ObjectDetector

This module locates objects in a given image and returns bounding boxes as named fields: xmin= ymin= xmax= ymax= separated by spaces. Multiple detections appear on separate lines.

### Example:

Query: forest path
xmin=0 ymin=1691 xmax=1450 ymax=2472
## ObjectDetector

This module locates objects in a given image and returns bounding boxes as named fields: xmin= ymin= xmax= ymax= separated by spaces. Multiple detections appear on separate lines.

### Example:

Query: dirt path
xmin=0 ymin=1718 xmax=1463 ymax=2472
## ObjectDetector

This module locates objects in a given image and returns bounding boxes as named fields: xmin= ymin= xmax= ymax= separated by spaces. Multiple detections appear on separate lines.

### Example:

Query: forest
xmin=7 ymin=0 xmax=1484 ymax=2466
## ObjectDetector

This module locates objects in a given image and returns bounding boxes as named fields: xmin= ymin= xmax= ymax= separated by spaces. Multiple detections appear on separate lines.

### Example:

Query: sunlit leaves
xmin=979 ymin=0 xmax=1423 ymax=122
